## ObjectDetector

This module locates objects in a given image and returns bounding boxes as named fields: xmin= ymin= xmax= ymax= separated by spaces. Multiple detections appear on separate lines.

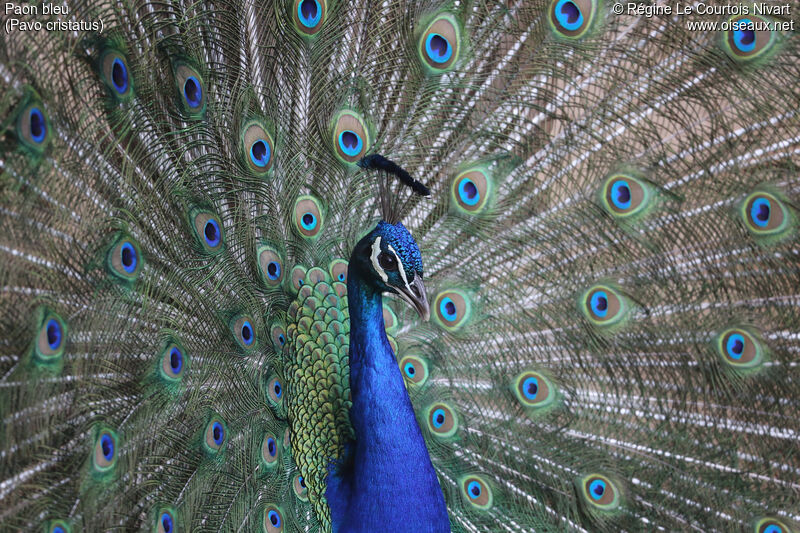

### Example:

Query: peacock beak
xmin=394 ymin=275 xmax=430 ymax=322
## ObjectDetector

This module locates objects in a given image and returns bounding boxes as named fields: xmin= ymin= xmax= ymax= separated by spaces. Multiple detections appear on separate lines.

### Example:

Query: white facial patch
xmin=387 ymin=244 xmax=410 ymax=292
xmin=371 ymin=237 xmax=388 ymax=282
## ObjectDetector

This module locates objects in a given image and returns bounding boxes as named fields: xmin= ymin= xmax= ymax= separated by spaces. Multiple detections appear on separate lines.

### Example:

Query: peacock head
xmin=350 ymin=221 xmax=430 ymax=321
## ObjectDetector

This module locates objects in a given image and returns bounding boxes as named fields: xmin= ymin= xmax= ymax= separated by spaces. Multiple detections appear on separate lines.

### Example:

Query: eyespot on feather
xmin=232 ymin=315 xmax=257 ymax=352
xmin=34 ymin=309 xmax=66 ymax=363
xmin=100 ymin=49 xmax=133 ymax=99
xmin=293 ymin=196 xmax=324 ymax=239
xmin=267 ymin=376 xmax=284 ymax=405
xmin=258 ymin=246 xmax=284 ymax=287
xmin=741 ymin=192 xmax=790 ymax=237
xmin=46 ymin=520 xmax=71 ymax=533
xmin=271 ymin=323 xmax=287 ymax=351
xmin=513 ymin=371 xmax=557 ymax=409
xmin=93 ymin=428 xmax=118 ymax=472
xmin=460 ymin=475 xmax=493 ymax=509
xmin=107 ymin=233 xmax=143 ymax=282
xmin=292 ymin=0 xmax=327 ymax=35
xmin=155 ymin=508 xmax=177 ymax=533
xmin=261 ymin=433 xmax=280 ymax=466
xmin=160 ymin=341 xmax=186 ymax=381
xmin=15 ymin=98 xmax=51 ymax=153
xmin=204 ymin=416 xmax=227 ymax=454
xmin=432 ymin=289 xmax=471 ymax=331
xmin=293 ymin=473 xmax=308 ymax=501
xmin=242 ymin=121 xmax=274 ymax=174
xmin=723 ymin=15 xmax=777 ymax=62
xmin=754 ymin=517 xmax=793 ymax=533
xmin=328 ymin=259 xmax=348 ymax=283
xmin=580 ymin=284 xmax=628 ymax=328
xmin=419 ymin=13 xmax=461 ymax=72
xmin=716 ymin=328 xmax=765 ymax=369
xmin=332 ymin=111 xmax=370 ymax=164
xmin=399 ymin=355 xmax=429 ymax=386
xmin=290 ymin=265 xmax=308 ymax=292
xmin=174 ymin=63 xmax=205 ymax=116
xmin=263 ymin=505 xmax=284 ymax=533
xmin=577 ymin=473 xmax=621 ymax=510
xmin=427 ymin=402 xmax=458 ymax=437
xmin=548 ymin=0 xmax=599 ymax=39
xmin=191 ymin=209 xmax=225 ymax=254
xmin=451 ymin=168 xmax=491 ymax=213
xmin=600 ymin=174 xmax=650 ymax=218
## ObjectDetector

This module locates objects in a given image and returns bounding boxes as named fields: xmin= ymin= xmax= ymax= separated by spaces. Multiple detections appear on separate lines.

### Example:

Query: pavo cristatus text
xmin=1 ymin=0 xmax=799 ymax=531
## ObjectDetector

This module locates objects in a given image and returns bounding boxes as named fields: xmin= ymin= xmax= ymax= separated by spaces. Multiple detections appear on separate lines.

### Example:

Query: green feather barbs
xmin=418 ymin=13 xmax=461 ymax=73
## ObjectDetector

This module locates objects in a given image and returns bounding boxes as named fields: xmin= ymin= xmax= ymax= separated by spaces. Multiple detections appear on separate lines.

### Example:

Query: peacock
xmin=1 ymin=0 xmax=799 ymax=530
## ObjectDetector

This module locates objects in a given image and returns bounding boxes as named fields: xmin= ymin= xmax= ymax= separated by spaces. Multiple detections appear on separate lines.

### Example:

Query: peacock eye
xmin=378 ymin=252 xmax=398 ymax=271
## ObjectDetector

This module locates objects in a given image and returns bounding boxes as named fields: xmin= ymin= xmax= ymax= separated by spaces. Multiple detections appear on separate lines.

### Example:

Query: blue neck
xmin=326 ymin=269 xmax=450 ymax=533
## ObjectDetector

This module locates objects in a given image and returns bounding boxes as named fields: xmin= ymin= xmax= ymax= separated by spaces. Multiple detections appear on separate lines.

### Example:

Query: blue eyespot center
xmin=404 ymin=362 xmax=416 ymax=377
xmin=46 ymin=319 xmax=62 ymax=350
xmin=183 ymin=76 xmax=202 ymax=108
xmin=589 ymin=479 xmax=606 ymax=500
xmin=120 ymin=242 xmax=137 ymax=273
xmin=733 ymin=19 xmax=756 ymax=52
xmin=29 ymin=108 xmax=46 ymax=143
xmin=555 ymin=0 xmax=584 ymax=30
xmin=750 ymin=198 xmax=771 ymax=227
xmin=440 ymin=297 xmax=458 ymax=321
xmin=267 ymin=437 xmax=276 ymax=456
xmin=278 ymin=334 xmax=286 ymax=345
xmin=212 ymin=422 xmax=224 ymax=445
xmin=764 ymin=525 xmax=783 ymax=533
xmin=273 ymin=381 xmax=282 ymax=398
xmin=610 ymin=180 xmax=632 ymax=209
xmin=267 ymin=261 xmax=281 ymax=280
xmin=111 ymin=58 xmax=128 ymax=93
xmin=432 ymin=408 xmax=446 ymax=428
xmin=161 ymin=513 xmax=173 ymax=533
xmin=204 ymin=219 xmax=220 ymax=247
xmin=53 ymin=527 xmax=65 ymax=533
xmin=338 ymin=130 xmax=363 ymax=157
xmin=589 ymin=291 xmax=609 ymax=317
xmin=250 ymin=140 xmax=270 ymax=167
xmin=425 ymin=33 xmax=452 ymax=64
xmin=523 ymin=376 xmax=539 ymax=400
xmin=301 ymin=212 xmax=317 ymax=230
xmin=101 ymin=434 xmax=114 ymax=461
xmin=726 ymin=333 xmax=745 ymax=360
xmin=299 ymin=0 xmax=321 ymax=27
xmin=268 ymin=509 xmax=281 ymax=527
xmin=338 ymin=273 xmax=345 ymax=281
xmin=458 ymin=179 xmax=480 ymax=206
xmin=169 ymin=347 xmax=183 ymax=373
xmin=299 ymin=475 xmax=306 ymax=488
xmin=467 ymin=480 xmax=482 ymax=498
xmin=241 ymin=321 xmax=253 ymax=345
